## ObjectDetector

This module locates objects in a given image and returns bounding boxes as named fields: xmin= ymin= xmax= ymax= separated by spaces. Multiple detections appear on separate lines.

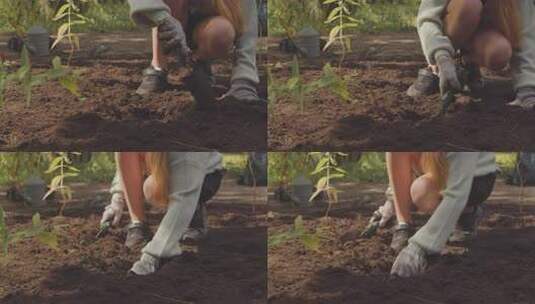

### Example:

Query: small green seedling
xmin=309 ymin=152 xmax=348 ymax=217
xmin=268 ymin=215 xmax=322 ymax=252
xmin=0 ymin=206 xmax=58 ymax=256
xmin=271 ymin=57 xmax=351 ymax=112
xmin=0 ymin=47 xmax=83 ymax=108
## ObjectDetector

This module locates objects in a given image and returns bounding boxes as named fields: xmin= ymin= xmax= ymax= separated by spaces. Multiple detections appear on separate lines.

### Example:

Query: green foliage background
xmin=1 ymin=0 xmax=421 ymax=35
xmin=0 ymin=0 xmax=135 ymax=34
xmin=268 ymin=152 xmax=519 ymax=186
xmin=268 ymin=0 xmax=420 ymax=37
xmin=0 ymin=152 xmax=248 ymax=187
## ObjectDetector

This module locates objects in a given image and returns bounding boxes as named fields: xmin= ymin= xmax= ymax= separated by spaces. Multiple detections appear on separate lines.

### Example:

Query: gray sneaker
xmin=136 ymin=66 xmax=169 ymax=95
xmin=390 ymin=223 xmax=413 ymax=253
xmin=182 ymin=228 xmax=208 ymax=242
xmin=407 ymin=67 xmax=439 ymax=98
xmin=449 ymin=205 xmax=484 ymax=243
xmin=508 ymin=95 xmax=535 ymax=111
xmin=182 ymin=203 xmax=208 ymax=243
xmin=125 ymin=222 xmax=153 ymax=248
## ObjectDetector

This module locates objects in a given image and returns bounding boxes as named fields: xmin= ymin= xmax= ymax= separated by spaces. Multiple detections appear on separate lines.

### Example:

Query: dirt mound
xmin=269 ymin=61 xmax=534 ymax=151
xmin=268 ymin=202 xmax=535 ymax=303
xmin=1 ymin=204 xmax=267 ymax=304
xmin=0 ymin=56 xmax=267 ymax=151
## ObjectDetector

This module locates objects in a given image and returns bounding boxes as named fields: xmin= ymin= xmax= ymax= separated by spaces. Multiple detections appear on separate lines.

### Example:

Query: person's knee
xmin=143 ymin=175 xmax=157 ymax=204
xmin=195 ymin=16 xmax=236 ymax=59
xmin=411 ymin=176 xmax=439 ymax=213
xmin=485 ymin=38 xmax=512 ymax=70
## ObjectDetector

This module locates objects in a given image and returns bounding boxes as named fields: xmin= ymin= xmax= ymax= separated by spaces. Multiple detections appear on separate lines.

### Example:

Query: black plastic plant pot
xmin=7 ymin=35 xmax=24 ymax=53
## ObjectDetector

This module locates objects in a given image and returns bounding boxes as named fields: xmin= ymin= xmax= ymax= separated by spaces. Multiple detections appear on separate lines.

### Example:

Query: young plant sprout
xmin=268 ymin=215 xmax=322 ymax=253
xmin=309 ymin=152 xmax=348 ymax=217
xmin=52 ymin=0 xmax=94 ymax=63
xmin=44 ymin=153 xmax=80 ymax=214
xmin=0 ymin=47 xmax=82 ymax=108
xmin=323 ymin=0 xmax=363 ymax=67
xmin=0 ymin=207 xmax=58 ymax=256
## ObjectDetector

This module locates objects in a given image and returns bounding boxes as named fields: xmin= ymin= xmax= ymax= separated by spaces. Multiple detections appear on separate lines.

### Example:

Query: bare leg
xmin=387 ymin=152 xmax=421 ymax=224
xmin=444 ymin=0 xmax=484 ymax=49
xmin=116 ymin=152 xmax=146 ymax=223
xmin=151 ymin=28 xmax=167 ymax=70
xmin=410 ymin=174 xmax=442 ymax=214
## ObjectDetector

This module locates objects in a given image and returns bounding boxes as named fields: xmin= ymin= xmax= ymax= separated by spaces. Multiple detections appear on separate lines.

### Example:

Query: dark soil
xmin=0 ymin=53 xmax=267 ymax=151
xmin=268 ymin=189 xmax=535 ymax=303
xmin=0 ymin=203 xmax=267 ymax=304
xmin=268 ymin=34 xmax=535 ymax=151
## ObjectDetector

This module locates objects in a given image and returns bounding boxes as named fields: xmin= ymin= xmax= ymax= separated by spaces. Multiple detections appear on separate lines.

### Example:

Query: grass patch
xmin=268 ymin=1 xmax=418 ymax=37
xmin=343 ymin=153 xmax=387 ymax=183
xmin=351 ymin=2 xmax=418 ymax=33
xmin=0 ymin=2 xmax=136 ymax=34
xmin=496 ymin=152 xmax=518 ymax=178
xmin=223 ymin=153 xmax=248 ymax=177
xmin=77 ymin=2 xmax=136 ymax=33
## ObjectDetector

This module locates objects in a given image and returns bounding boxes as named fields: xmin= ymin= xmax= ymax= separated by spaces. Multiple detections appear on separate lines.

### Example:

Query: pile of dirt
xmin=0 ymin=54 xmax=267 ymax=151
xmin=1 ymin=203 xmax=267 ymax=304
xmin=269 ymin=58 xmax=535 ymax=151
xmin=268 ymin=201 xmax=535 ymax=303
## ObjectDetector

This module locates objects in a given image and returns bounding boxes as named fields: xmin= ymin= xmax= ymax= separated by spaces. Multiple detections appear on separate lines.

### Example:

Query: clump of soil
xmin=0 ymin=54 xmax=267 ymax=151
xmin=0 ymin=203 xmax=267 ymax=304
xmin=268 ymin=199 xmax=535 ymax=303
xmin=269 ymin=56 xmax=535 ymax=151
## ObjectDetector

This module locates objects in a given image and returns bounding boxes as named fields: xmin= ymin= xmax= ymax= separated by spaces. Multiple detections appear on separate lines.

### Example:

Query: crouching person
xmin=369 ymin=152 xmax=497 ymax=277
xmin=387 ymin=152 xmax=497 ymax=277
xmin=127 ymin=0 xmax=264 ymax=106
xmin=101 ymin=152 xmax=224 ymax=275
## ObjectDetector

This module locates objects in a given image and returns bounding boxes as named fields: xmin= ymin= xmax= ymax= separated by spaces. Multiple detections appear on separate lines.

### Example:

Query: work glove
xmin=360 ymin=199 xmax=395 ymax=238
xmin=377 ymin=199 xmax=395 ymax=228
xmin=436 ymin=51 xmax=462 ymax=97
xmin=100 ymin=193 xmax=125 ymax=227
xmin=156 ymin=13 xmax=191 ymax=66
xmin=508 ymin=87 xmax=535 ymax=110
xmin=390 ymin=243 xmax=427 ymax=278
xmin=218 ymin=80 xmax=266 ymax=104
xmin=130 ymin=253 xmax=160 ymax=276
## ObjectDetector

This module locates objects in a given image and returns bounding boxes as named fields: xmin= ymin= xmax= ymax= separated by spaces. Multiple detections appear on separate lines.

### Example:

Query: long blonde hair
xmin=214 ymin=0 xmax=243 ymax=35
xmin=420 ymin=152 xmax=449 ymax=191
xmin=486 ymin=0 xmax=522 ymax=49
xmin=145 ymin=152 xmax=169 ymax=206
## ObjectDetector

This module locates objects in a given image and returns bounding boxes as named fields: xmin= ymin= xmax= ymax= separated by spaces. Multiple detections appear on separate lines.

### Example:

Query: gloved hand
xmin=360 ymin=199 xmax=395 ymax=238
xmin=508 ymin=87 xmax=535 ymax=110
xmin=436 ymin=51 xmax=462 ymax=97
xmin=377 ymin=199 xmax=395 ymax=228
xmin=218 ymin=80 xmax=266 ymax=104
xmin=156 ymin=13 xmax=191 ymax=65
xmin=390 ymin=243 xmax=428 ymax=278
xmin=100 ymin=193 xmax=125 ymax=227
xmin=130 ymin=253 xmax=160 ymax=276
